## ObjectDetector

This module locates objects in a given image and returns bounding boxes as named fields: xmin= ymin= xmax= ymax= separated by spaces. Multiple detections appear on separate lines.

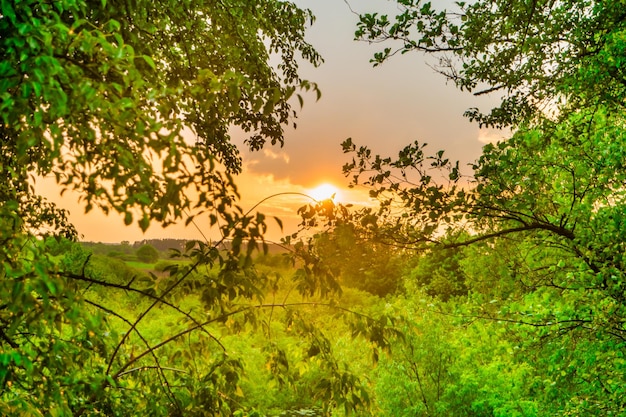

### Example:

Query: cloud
xmin=262 ymin=148 xmax=290 ymax=163
xmin=477 ymin=128 xmax=506 ymax=144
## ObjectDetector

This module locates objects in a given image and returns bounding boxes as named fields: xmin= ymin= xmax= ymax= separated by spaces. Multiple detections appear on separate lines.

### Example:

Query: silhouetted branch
xmin=441 ymin=222 xmax=575 ymax=249
xmin=0 ymin=327 xmax=18 ymax=348
xmin=106 ymin=256 xmax=205 ymax=374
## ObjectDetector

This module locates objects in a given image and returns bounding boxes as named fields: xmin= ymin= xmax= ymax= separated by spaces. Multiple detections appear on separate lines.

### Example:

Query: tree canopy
xmin=1 ymin=0 xmax=321 ymax=238
xmin=136 ymin=244 xmax=159 ymax=264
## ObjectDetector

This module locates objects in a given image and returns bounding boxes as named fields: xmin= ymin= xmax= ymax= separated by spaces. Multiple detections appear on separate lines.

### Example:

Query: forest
xmin=2 ymin=0 xmax=626 ymax=416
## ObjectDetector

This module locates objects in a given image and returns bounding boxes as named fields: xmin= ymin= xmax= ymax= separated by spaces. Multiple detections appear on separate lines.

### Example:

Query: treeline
xmin=79 ymin=239 xmax=290 ymax=257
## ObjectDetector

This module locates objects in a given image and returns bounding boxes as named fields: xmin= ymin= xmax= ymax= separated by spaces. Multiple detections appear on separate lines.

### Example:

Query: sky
xmin=40 ymin=0 xmax=505 ymax=244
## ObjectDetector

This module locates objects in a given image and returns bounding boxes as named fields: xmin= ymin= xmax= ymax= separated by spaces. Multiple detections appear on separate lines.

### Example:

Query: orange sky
xmin=39 ymin=0 xmax=504 ymax=244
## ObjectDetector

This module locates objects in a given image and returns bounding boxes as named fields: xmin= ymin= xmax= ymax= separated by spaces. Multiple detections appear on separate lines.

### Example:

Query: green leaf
xmin=138 ymin=214 xmax=150 ymax=231
xmin=141 ymin=54 xmax=156 ymax=70
xmin=1 ymin=0 xmax=17 ymax=25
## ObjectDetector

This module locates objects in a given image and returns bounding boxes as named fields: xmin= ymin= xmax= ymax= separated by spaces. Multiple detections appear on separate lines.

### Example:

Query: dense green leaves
xmin=135 ymin=244 xmax=159 ymax=264
xmin=5 ymin=0 xmax=626 ymax=415
xmin=1 ymin=0 xmax=322 ymax=233
xmin=331 ymin=108 xmax=626 ymax=414
xmin=309 ymin=223 xmax=403 ymax=297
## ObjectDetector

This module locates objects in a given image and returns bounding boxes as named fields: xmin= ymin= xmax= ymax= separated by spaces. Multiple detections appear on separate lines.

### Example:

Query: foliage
xmin=2 ymin=232 xmax=385 ymax=415
xmin=287 ymin=1 xmax=626 ymax=414
xmin=329 ymin=100 xmax=626 ymax=416
xmin=406 ymin=238 xmax=468 ymax=301
xmin=311 ymin=223 xmax=403 ymax=297
xmin=6 ymin=0 xmax=626 ymax=414
xmin=79 ymin=241 xmax=135 ymax=260
xmin=372 ymin=295 xmax=538 ymax=417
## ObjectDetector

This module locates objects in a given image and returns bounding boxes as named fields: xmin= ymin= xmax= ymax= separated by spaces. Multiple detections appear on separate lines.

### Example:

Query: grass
xmin=125 ymin=260 xmax=156 ymax=270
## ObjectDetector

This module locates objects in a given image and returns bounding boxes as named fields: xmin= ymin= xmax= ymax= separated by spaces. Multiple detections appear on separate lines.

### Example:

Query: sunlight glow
xmin=308 ymin=183 xmax=340 ymax=202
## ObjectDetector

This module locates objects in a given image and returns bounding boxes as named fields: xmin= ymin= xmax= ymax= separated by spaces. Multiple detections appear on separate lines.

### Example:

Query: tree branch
xmin=0 ymin=326 xmax=18 ymax=348
xmin=441 ymin=222 xmax=575 ymax=250
xmin=78 ymin=298 xmax=181 ymax=416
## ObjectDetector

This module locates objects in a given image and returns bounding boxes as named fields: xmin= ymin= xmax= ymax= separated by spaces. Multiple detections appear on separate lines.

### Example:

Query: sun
xmin=308 ymin=183 xmax=341 ymax=202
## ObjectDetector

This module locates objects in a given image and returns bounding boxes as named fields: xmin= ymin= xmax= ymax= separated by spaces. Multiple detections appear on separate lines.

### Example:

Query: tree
xmin=407 ymin=245 xmax=467 ymax=302
xmin=335 ymin=99 xmax=626 ymax=417
xmin=136 ymin=244 xmax=160 ymax=264
xmin=372 ymin=295 xmax=540 ymax=417
xmin=312 ymin=223 xmax=403 ymax=297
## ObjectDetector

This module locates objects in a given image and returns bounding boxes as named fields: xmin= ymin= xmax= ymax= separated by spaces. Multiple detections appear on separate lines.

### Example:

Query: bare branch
xmin=117 ymin=365 xmax=187 ymax=377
